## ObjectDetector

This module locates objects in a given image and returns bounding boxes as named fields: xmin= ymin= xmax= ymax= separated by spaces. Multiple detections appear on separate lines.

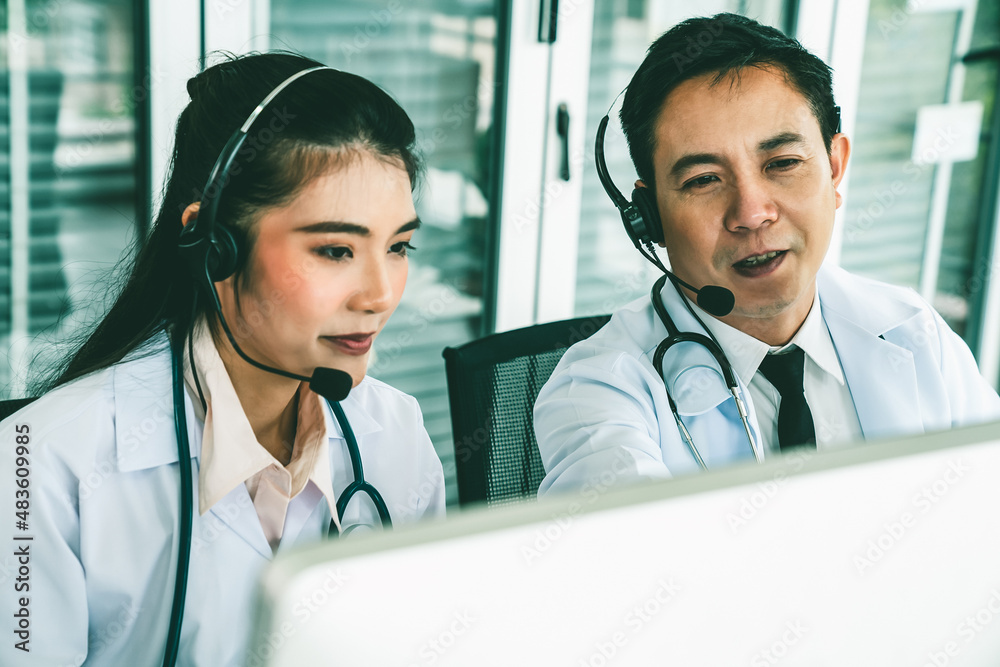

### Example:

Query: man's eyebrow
xmin=670 ymin=153 xmax=723 ymax=178
xmin=758 ymin=132 xmax=808 ymax=152
xmin=668 ymin=132 xmax=810 ymax=179
xmin=295 ymin=217 xmax=421 ymax=236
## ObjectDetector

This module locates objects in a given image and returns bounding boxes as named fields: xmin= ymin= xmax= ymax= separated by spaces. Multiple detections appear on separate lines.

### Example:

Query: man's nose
xmin=725 ymin=178 xmax=778 ymax=232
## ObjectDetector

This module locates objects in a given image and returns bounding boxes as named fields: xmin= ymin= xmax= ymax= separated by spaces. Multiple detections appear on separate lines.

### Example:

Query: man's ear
xmin=181 ymin=202 xmax=200 ymax=228
xmin=829 ymin=134 xmax=851 ymax=210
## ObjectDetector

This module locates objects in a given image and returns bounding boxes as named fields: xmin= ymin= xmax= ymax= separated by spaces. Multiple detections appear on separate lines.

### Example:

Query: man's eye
xmin=317 ymin=246 xmax=352 ymax=260
xmin=390 ymin=241 xmax=416 ymax=256
xmin=683 ymin=174 xmax=719 ymax=189
xmin=768 ymin=158 xmax=800 ymax=170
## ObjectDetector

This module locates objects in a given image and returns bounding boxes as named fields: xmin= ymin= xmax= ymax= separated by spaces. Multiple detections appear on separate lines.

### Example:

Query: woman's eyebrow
xmin=295 ymin=217 xmax=421 ymax=236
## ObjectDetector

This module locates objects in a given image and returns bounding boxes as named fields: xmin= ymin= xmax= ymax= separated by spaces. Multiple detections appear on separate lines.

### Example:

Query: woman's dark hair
xmin=620 ymin=13 xmax=837 ymax=192
xmin=41 ymin=52 xmax=421 ymax=391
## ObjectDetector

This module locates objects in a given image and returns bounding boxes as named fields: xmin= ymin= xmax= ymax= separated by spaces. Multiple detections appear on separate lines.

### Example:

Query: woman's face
xmin=217 ymin=151 xmax=418 ymax=387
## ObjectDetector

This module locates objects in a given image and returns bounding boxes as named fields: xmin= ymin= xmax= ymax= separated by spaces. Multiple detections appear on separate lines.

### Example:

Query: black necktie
xmin=757 ymin=347 xmax=816 ymax=451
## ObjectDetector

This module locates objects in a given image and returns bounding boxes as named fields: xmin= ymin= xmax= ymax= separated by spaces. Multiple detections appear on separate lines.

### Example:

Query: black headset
xmin=591 ymin=96 xmax=841 ymax=471
xmin=162 ymin=65 xmax=367 ymax=667
xmin=594 ymin=106 xmax=841 ymax=269
xmin=178 ymin=65 xmax=331 ymax=290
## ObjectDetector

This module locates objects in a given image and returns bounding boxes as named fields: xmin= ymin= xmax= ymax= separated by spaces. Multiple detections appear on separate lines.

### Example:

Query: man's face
xmin=648 ymin=65 xmax=850 ymax=340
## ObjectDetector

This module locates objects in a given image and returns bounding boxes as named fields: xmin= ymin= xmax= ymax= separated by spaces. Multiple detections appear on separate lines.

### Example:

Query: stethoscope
xmin=649 ymin=273 xmax=764 ymax=470
xmin=165 ymin=330 xmax=390 ymax=664
xmin=593 ymin=97 xmax=764 ymax=473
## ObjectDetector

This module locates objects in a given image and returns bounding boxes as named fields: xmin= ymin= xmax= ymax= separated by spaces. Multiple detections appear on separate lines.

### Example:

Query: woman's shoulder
xmin=353 ymin=374 xmax=421 ymax=409
xmin=1 ymin=335 xmax=173 ymax=462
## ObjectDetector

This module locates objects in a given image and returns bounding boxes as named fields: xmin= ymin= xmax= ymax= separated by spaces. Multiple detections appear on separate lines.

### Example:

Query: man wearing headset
xmin=534 ymin=13 xmax=1000 ymax=496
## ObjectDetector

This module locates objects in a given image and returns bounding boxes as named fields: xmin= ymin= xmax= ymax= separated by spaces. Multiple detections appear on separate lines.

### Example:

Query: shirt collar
xmin=774 ymin=292 xmax=846 ymax=385
xmin=183 ymin=318 xmax=339 ymax=518
xmin=691 ymin=289 xmax=845 ymax=386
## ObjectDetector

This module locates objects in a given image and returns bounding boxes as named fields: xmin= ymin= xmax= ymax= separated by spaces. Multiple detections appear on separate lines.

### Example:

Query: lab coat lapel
xmin=112 ymin=334 xmax=274 ymax=559
xmin=819 ymin=269 xmax=923 ymax=441
xmin=206 ymin=485 xmax=273 ymax=559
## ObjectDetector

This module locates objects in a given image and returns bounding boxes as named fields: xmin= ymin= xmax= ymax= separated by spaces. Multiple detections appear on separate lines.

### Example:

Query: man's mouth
xmin=734 ymin=250 xmax=785 ymax=267
xmin=732 ymin=250 xmax=787 ymax=276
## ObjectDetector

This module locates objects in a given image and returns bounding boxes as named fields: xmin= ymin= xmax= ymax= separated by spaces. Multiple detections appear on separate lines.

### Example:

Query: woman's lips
xmin=322 ymin=334 xmax=374 ymax=356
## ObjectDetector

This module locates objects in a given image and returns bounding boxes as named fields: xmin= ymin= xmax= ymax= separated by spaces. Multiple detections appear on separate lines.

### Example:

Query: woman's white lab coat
xmin=0 ymin=333 xmax=445 ymax=666
xmin=534 ymin=266 xmax=1000 ymax=496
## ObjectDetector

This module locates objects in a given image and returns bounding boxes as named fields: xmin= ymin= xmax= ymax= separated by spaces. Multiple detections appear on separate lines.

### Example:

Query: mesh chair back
xmin=443 ymin=315 xmax=610 ymax=508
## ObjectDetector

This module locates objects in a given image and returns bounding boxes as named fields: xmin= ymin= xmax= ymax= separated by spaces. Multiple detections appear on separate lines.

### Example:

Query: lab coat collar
xmin=114 ymin=333 xmax=202 ymax=472
xmin=323 ymin=379 xmax=383 ymax=442
xmin=817 ymin=267 xmax=924 ymax=440
xmin=113 ymin=331 xmax=385 ymax=474
xmin=817 ymin=265 xmax=922 ymax=336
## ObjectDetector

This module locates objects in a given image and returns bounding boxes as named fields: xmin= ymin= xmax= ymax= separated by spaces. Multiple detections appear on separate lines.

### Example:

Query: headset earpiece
xmin=177 ymin=197 xmax=240 ymax=290
xmin=203 ymin=223 xmax=239 ymax=282
xmin=630 ymin=186 xmax=664 ymax=246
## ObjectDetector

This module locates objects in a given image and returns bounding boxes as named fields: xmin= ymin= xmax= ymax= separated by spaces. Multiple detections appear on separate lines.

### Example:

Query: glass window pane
xmin=1 ymin=0 xmax=138 ymax=397
xmin=839 ymin=3 xmax=957 ymax=289
xmin=936 ymin=1 xmax=999 ymax=342
xmin=840 ymin=0 xmax=999 ymax=352
xmin=269 ymin=0 xmax=499 ymax=505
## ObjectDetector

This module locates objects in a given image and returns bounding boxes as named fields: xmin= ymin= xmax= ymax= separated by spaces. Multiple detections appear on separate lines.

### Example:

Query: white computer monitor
xmin=253 ymin=420 xmax=1000 ymax=667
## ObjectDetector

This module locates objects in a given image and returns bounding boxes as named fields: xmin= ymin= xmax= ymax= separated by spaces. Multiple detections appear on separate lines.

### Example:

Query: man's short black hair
xmin=620 ymin=13 xmax=837 ymax=190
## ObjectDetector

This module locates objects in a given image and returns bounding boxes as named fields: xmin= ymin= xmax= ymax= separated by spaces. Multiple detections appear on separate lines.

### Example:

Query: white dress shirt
xmin=691 ymin=290 xmax=864 ymax=453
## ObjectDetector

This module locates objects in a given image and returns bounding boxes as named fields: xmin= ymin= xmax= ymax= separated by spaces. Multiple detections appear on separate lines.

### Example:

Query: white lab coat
xmin=0 ymin=333 xmax=445 ymax=666
xmin=534 ymin=266 xmax=1000 ymax=496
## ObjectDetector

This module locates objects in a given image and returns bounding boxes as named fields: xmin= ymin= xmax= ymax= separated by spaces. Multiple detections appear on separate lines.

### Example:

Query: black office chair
xmin=0 ymin=397 xmax=38 ymax=422
xmin=443 ymin=314 xmax=611 ymax=508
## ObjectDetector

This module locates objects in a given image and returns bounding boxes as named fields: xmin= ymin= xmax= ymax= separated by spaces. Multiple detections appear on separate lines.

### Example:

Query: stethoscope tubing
xmin=650 ymin=276 xmax=762 ymax=468
xmin=165 ymin=335 xmax=389 ymax=665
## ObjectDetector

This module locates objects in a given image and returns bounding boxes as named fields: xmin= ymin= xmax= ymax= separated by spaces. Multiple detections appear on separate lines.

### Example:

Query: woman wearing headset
xmin=0 ymin=53 xmax=445 ymax=665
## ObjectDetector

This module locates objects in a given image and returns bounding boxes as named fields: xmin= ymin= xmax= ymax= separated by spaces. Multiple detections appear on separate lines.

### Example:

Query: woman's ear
xmin=181 ymin=202 xmax=201 ymax=227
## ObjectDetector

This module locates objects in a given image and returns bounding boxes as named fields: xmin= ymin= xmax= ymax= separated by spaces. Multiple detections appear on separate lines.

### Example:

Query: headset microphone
xmin=178 ymin=65 xmax=354 ymax=403
xmin=594 ymin=113 xmax=736 ymax=318
xmin=662 ymin=272 xmax=735 ymax=318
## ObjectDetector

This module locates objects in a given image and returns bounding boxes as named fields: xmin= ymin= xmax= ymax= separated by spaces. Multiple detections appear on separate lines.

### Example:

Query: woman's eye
xmin=390 ymin=241 xmax=417 ymax=256
xmin=317 ymin=246 xmax=352 ymax=261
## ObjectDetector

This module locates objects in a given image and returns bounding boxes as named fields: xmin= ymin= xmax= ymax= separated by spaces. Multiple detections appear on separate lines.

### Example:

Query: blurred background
xmin=1 ymin=0 xmax=998 ymax=505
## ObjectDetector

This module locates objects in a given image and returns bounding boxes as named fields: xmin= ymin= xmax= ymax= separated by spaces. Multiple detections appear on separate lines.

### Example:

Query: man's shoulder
xmin=818 ymin=265 xmax=932 ymax=334
xmin=578 ymin=294 xmax=659 ymax=353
